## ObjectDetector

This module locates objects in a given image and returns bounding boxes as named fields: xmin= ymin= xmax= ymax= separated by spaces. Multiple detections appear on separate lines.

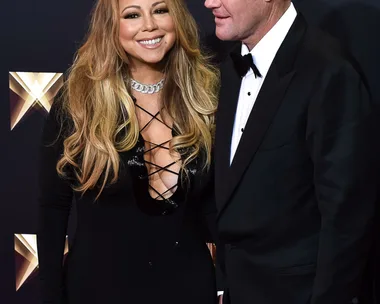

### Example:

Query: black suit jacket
xmin=213 ymin=14 xmax=378 ymax=304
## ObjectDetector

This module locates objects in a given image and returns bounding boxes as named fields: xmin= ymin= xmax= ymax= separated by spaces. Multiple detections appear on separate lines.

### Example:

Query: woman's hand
xmin=218 ymin=294 xmax=223 ymax=304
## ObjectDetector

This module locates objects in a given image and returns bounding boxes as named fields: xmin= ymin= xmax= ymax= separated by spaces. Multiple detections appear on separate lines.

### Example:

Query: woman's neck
xmin=129 ymin=60 xmax=165 ymax=84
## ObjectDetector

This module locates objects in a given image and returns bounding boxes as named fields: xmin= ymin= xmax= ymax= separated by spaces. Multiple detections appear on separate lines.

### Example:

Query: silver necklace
xmin=130 ymin=78 xmax=164 ymax=94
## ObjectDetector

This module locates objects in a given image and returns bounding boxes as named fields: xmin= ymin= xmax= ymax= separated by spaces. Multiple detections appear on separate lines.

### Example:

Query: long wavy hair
xmin=56 ymin=0 xmax=219 ymax=198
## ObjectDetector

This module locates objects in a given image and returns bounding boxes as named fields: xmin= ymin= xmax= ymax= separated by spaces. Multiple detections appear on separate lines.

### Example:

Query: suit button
xmin=174 ymin=241 xmax=180 ymax=248
xmin=352 ymin=297 xmax=359 ymax=304
xmin=148 ymin=261 xmax=153 ymax=267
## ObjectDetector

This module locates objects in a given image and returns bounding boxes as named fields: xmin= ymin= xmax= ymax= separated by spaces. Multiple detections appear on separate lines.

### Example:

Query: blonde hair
xmin=57 ymin=0 xmax=219 ymax=198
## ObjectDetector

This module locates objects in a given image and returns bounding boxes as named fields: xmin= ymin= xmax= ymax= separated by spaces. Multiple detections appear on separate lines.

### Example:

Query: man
xmin=204 ymin=0 xmax=378 ymax=303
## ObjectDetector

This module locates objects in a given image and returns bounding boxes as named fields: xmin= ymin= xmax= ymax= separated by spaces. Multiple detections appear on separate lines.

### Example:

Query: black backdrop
xmin=1 ymin=0 xmax=379 ymax=303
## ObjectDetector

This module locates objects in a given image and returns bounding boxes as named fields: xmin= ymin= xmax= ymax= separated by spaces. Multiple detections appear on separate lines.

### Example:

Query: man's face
xmin=204 ymin=0 xmax=269 ymax=42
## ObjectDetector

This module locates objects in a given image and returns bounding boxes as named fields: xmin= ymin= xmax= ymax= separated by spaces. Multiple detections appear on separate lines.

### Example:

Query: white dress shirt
xmin=229 ymin=3 xmax=298 ymax=164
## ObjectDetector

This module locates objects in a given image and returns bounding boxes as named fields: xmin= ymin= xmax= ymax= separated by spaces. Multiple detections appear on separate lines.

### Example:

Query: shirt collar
xmin=241 ymin=2 xmax=297 ymax=77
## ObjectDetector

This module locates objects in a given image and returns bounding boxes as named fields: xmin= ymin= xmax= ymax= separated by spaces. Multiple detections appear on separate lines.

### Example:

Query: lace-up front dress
xmin=37 ymin=94 xmax=217 ymax=304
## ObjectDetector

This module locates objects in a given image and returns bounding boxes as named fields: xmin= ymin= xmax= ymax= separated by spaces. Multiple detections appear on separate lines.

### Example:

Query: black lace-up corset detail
xmin=127 ymin=101 xmax=187 ymax=216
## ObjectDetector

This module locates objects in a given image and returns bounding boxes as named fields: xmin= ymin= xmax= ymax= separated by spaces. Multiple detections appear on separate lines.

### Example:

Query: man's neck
xmin=243 ymin=1 xmax=291 ymax=51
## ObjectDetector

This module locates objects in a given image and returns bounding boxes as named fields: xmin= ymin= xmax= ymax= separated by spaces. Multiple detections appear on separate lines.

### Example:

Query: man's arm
xmin=307 ymin=62 xmax=378 ymax=304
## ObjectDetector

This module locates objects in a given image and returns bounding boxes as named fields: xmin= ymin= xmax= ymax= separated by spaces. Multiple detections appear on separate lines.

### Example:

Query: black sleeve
xmin=37 ymin=93 xmax=74 ymax=304
xmin=200 ymin=163 xmax=227 ymax=294
xmin=307 ymin=63 xmax=378 ymax=304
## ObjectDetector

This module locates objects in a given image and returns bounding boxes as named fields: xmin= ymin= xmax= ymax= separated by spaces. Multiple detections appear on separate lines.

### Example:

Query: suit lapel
xmin=216 ymin=15 xmax=308 ymax=217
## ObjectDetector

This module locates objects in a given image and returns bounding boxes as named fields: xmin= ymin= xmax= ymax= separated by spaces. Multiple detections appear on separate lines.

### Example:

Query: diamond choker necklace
xmin=130 ymin=78 xmax=165 ymax=94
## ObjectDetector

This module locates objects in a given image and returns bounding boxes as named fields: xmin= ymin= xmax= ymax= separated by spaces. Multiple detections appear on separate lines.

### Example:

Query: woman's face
xmin=119 ymin=0 xmax=176 ymax=67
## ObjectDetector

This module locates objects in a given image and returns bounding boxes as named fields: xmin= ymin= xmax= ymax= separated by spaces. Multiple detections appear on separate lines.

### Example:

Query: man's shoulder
xmin=294 ymin=19 xmax=370 ymax=95
xmin=299 ymin=22 xmax=363 ymax=77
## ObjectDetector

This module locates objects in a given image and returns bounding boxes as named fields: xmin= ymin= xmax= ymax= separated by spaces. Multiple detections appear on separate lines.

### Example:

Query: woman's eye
xmin=154 ymin=8 xmax=169 ymax=14
xmin=124 ymin=13 xmax=139 ymax=19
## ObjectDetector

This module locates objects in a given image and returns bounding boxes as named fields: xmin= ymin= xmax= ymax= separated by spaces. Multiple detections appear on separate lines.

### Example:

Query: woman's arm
xmin=37 ymin=93 xmax=74 ymax=304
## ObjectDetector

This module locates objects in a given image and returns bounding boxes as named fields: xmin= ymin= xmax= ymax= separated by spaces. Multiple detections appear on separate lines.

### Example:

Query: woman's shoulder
xmin=44 ymin=88 xmax=73 ymax=141
xmin=49 ymin=88 xmax=67 ymax=120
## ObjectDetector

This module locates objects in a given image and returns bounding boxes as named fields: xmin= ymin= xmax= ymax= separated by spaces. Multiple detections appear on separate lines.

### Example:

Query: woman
xmin=36 ymin=0 xmax=220 ymax=303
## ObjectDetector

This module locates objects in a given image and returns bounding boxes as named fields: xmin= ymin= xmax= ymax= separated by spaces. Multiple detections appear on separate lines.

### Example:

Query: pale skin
xmin=204 ymin=0 xmax=290 ymax=50
xmin=204 ymin=0 xmax=291 ymax=302
xmin=119 ymin=0 xmax=180 ymax=199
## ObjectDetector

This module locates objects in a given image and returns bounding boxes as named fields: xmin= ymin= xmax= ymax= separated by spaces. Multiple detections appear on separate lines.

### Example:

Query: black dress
xmin=37 ymin=96 xmax=218 ymax=304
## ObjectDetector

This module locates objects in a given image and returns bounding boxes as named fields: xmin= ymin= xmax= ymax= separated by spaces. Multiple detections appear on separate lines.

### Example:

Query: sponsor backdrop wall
xmin=1 ymin=0 xmax=379 ymax=303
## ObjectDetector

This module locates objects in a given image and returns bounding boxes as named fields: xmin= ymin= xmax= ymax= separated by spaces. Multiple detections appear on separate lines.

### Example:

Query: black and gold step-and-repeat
xmin=0 ymin=0 xmax=379 ymax=303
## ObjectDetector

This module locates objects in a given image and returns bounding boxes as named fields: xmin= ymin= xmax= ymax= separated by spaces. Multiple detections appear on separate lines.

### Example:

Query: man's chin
xmin=215 ymin=29 xmax=234 ymax=41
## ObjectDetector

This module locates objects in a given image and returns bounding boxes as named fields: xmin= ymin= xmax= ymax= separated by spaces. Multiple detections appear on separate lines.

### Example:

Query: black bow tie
xmin=230 ymin=52 xmax=262 ymax=78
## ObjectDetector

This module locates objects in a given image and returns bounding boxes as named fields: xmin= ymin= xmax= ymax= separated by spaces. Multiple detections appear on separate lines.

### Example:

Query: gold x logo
xmin=14 ymin=234 xmax=69 ymax=291
xmin=9 ymin=72 xmax=63 ymax=130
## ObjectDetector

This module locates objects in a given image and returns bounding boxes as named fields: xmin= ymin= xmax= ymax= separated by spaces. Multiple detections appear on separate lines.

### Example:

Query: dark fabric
xmin=211 ymin=13 xmax=379 ymax=304
xmin=36 ymin=93 xmax=218 ymax=304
